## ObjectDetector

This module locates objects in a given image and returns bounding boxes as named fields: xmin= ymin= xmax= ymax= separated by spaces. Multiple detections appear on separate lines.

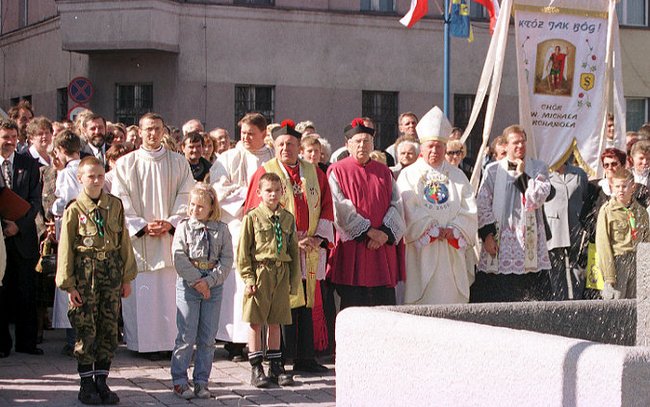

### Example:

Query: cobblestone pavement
xmin=0 ymin=329 xmax=336 ymax=406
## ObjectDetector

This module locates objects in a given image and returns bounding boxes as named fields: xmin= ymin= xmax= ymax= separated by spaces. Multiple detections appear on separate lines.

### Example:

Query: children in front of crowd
xmin=238 ymin=173 xmax=301 ymax=388
xmin=170 ymin=183 xmax=233 ymax=400
xmin=56 ymin=156 xmax=137 ymax=405
xmin=596 ymin=168 xmax=650 ymax=299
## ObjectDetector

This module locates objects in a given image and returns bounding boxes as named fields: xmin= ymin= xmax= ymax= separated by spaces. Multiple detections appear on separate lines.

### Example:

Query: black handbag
xmin=36 ymin=239 xmax=57 ymax=278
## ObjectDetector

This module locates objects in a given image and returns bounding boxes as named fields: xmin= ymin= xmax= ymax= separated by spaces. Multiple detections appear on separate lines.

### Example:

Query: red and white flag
xmin=400 ymin=0 xmax=428 ymax=28
xmin=473 ymin=0 xmax=500 ymax=33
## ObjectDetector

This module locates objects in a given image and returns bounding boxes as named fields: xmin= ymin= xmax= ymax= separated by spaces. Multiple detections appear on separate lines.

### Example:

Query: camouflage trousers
xmin=68 ymin=251 xmax=124 ymax=365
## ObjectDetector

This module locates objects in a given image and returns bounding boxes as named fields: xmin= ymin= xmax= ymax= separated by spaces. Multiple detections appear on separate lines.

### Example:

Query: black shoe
xmin=95 ymin=375 xmax=119 ymax=405
xmin=15 ymin=347 xmax=44 ymax=355
xmin=293 ymin=359 xmax=329 ymax=373
xmin=78 ymin=377 xmax=102 ymax=405
xmin=251 ymin=364 xmax=271 ymax=388
xmin=268 ymin=359 xmax=294 ymax=386
xmin=225 ymin=342 xmax=248 ymax=361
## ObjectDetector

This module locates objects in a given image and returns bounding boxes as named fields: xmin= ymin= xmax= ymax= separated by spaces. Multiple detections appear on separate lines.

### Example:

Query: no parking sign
xmin=67 ymin=104 xmax=88 ymax=121
xmin=68 ymin=77 xmax=94 ymax=104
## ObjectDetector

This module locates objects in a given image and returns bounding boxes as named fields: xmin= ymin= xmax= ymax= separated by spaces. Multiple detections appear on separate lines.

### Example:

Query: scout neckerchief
xmin=270 ymin=214 xmax=283 ymax=255
xmin=92 ymin=207 xmax=105 ymax=238
xmin=623 ymin=205 xmax=638 ymax=241
xmin=263 ymin=158 xmax=321 ymax=308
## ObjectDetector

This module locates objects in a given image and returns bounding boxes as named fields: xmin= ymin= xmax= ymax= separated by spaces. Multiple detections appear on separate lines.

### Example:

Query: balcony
xmin=56 ymin=0 xmax=180 ymax=53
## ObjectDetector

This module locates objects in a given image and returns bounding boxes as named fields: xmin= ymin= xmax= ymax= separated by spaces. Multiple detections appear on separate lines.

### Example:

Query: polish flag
xmin=400 ymin=0 xmax=429 ymax=29
xmin=473 ymin=0 xmax=500 ymax=33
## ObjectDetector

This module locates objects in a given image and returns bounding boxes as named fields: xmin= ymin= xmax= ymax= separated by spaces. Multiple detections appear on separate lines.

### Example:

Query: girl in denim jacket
xmin=170 ymin=183 xmax=233 ymax=399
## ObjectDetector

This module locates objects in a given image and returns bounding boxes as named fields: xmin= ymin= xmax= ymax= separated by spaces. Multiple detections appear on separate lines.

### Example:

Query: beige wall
xmin=0 ymin=0 xmax=648 ymax=150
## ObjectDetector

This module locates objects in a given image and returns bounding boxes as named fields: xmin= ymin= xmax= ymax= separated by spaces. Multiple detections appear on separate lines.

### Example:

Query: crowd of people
xmin=0 ymin=99 xmax=648 ymax=403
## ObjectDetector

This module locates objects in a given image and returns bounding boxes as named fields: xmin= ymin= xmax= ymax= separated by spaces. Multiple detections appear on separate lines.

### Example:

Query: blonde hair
xmin=610 ymin=168 xmax=634 ymax=183
xmin=188 ymin=183 xmax=221 ymax=221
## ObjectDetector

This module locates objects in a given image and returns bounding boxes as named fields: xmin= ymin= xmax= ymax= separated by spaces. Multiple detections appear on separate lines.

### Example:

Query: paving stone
xmin=0 ymin=328 xmax=335 ymax=406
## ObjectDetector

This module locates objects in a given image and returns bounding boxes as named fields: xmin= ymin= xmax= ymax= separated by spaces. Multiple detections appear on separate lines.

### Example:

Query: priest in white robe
xmin=209 ymin=113 xmax=274 ymax=350
xmin=473 ymin=125 xmax=552 ymax=302
xmin=111 ymin=113 xmax=194 ymax=353
xmin=397 ymin=107 xmax=477 ymax=304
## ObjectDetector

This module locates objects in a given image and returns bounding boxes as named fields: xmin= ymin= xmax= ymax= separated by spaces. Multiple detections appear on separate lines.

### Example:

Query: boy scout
xmin=238 ymin=172 xmax=301 ymax=388
xmin=56 ymin=156 xmax=137 ymax=405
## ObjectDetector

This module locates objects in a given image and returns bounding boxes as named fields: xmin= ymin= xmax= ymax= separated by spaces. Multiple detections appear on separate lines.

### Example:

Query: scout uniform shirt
xmin=56 ymin=190 xmax=138 ymax=291
xmin=237 ymin=204 xmax=301 ymax=324
xmin=596 ymin=198 xmax=650 ymax=284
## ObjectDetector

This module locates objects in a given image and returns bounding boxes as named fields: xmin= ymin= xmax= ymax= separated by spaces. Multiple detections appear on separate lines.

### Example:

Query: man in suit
xmin=0 ymin=119 xmax=43 ymax=356
xmin=80 ymin=113 xmax=108 ymax=169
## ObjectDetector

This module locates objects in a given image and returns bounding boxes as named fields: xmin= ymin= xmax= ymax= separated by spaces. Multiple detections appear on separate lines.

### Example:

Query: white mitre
xmin=416 ymin=106 xmax=453 ymax=143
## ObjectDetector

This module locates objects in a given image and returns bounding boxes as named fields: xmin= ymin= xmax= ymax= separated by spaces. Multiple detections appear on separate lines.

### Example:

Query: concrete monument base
xmin=336 ymin=307 xmax=650 ymax=407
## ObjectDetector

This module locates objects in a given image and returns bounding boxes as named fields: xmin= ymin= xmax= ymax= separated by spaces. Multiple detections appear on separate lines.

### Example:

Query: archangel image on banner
xmin=534 ymin=39 xmax=576 ymax=96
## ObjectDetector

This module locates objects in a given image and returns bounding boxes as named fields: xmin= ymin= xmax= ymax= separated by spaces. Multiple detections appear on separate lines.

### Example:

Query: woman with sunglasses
xmin=579 ymin=148 xmax=648 ymax=298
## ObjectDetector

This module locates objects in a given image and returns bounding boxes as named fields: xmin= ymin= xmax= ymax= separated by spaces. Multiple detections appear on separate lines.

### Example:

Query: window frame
xmin=114 ymin=83 xmax=154 ymax=126
xmin=360 ymin=0 xmax=395 ymax=13
xmin=234 ymin=84 xmax=275 ymax=140
xmin=616 ymin=0 xmax=648 ymax=27
xmin=625 ymin=97 xmax=649 ymax=133
xmin=453 ymin=93 xmax=487 ymax=162
xmin=361 ymin=90 xmax=398 ymax=151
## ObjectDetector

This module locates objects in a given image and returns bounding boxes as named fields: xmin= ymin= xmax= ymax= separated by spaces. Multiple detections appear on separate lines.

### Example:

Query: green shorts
xmin=242 ymin=261 xmax=292 ymax=325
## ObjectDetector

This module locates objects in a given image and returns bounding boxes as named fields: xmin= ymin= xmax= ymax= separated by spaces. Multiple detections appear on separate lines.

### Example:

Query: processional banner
xmin=513 ymin=1 xmax=625 ymax=176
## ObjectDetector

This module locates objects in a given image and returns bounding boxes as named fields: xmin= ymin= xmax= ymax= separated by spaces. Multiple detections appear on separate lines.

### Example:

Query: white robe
xmin=397 ymin=159 xmax=477 ymax=304
xmin=476 ymin=158 xmax=551 ymax=274
xmin=111 ymin=147 xmax=194 ymax=352
xmin=210 ymin=142 xmax=273 ymax=342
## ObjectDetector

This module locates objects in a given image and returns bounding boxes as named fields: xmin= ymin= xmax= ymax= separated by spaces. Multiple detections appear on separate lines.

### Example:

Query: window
xmin=233 ymin=0 xmax=274 ymax=5
xmin=617 ymin=0 xmax=647 ymax=26
xmin=361 ymin=0 xmax=395 ymax=12
xmin=19 ymin=0 xmax=28 ymax=28
xmin=11 ymin=95 xmax=32 ymax=106
xmin=115 ymin=84 xmax=153 ymax=125
xmin=234 ymin=85 xmax=275 ymax=139
xmin=453 ymin=94 xmax=487 ymax=161
xmin=626 ymin=98 xmax=648 ymax=133
xmin=469 ymin=1 xmax=488 ymax=19
xmin=361 ymin=91 xmax=398 ymax=150
xmin=57 ymin=88 xmax=68 ymax=121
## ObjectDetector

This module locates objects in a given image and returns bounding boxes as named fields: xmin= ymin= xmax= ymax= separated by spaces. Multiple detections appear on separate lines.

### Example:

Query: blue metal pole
xmin=443 ymin=0 xmax=451 ymax=116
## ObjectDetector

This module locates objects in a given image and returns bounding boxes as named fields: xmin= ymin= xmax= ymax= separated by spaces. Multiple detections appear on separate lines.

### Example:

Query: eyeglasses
xmin=603 ymin=162 xmax=619 ymax=169
xmin=446 ymin=150 xmax=463 ymax=156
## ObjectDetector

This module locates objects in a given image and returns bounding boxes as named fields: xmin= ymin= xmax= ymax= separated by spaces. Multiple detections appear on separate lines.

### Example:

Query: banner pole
xmin=444 ymin=0 xmax=451 ymax=116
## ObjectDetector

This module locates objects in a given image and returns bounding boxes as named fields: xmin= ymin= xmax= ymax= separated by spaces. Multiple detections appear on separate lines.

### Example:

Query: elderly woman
xmin=27 ymin=117 xmax=54 ymax=166
xmin=445 ymin=139 xmax=472 ymax=179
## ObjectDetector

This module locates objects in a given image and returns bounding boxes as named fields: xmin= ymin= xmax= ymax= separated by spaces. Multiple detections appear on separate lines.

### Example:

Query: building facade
xmin=0 ymin=0 xmax=649 ymax=154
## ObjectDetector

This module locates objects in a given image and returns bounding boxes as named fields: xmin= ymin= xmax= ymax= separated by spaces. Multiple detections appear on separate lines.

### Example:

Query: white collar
xmin=29 ymin=145 xmax=50 ymax=166
xmin=0 ymin=152 xmax=15 ymax=165
xmin=88 ymin=143 xmax=104 ymax=156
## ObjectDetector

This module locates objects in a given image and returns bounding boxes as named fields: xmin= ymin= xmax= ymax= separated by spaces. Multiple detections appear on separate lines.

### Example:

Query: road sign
xmin=67 ymin=104 xmax=88 ymax=122
xmin=68 ymin=77 xmax=94 ymax=104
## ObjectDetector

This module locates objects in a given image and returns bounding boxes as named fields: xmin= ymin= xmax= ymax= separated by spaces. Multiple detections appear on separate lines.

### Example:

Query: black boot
xmin=78 ymin=377 xmax=102 ymax=405
xmin=249 ymin=351 xmax=271 ymax=388
xmin=95 ymin=360 xmax=119 ymax=405
xmin=267 ymin=350 xmax=294 ymax=386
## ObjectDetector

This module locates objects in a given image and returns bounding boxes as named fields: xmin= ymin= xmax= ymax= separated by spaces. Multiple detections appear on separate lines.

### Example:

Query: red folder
xmin=0 ymin=187 xmax=31 ymax=221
